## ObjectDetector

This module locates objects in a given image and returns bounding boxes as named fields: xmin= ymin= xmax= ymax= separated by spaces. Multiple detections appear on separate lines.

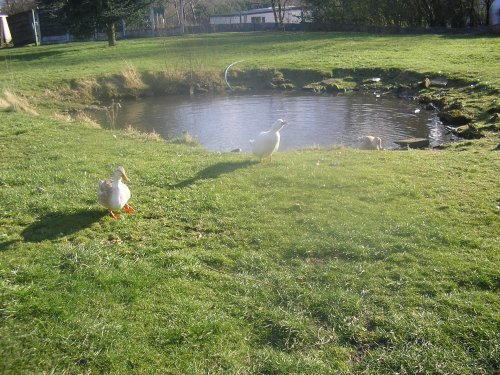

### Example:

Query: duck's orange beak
xmin=122 ymin=173 xmax=129 ymax=182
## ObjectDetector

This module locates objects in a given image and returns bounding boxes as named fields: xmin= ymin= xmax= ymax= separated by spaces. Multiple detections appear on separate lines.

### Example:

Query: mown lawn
xmin=0 ymin=32 xmax=499 ymax=374
xmin=1 ymin=32 xmax=499 ymax=97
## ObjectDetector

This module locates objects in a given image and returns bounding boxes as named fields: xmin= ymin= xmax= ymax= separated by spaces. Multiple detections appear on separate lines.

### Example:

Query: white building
xmin=209 ymin=7 xmax=306 ymax=25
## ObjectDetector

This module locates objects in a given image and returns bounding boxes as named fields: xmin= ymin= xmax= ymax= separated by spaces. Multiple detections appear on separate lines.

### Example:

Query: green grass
xmin=1 ymin=32 xmax=500 ymax=374
xmin=1 ymin=32 xmax=499 ymax=96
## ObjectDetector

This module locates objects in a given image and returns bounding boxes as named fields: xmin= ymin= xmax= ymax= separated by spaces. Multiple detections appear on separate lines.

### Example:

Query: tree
xmin=485 ymin=0 xmax=494 ymax=25
xmin=270 ymin=0 xmax=285 ymax=25
xmin=37 ymin=0 xmax=155 ymax=46
xmin=270 ymin=0 xmax=304 ymax=25
xmin=305 ymin=0 xmax=491 ymax=28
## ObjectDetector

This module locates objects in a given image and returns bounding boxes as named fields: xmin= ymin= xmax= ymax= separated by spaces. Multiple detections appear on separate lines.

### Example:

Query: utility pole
xmin=179 ymin=0 xmax=185 ymax=34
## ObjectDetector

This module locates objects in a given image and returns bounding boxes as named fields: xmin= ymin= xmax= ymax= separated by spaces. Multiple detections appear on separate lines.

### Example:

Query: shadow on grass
xmin=0 ymin=240 xmax=19 ymax=251
xmin=3 ymin=49 xmax=73 ymax=62
xmin=172 ymin=160 xmax=258 ymax=188
xmin=21 ymin=209 xmax=106 ymax=243
xmin=437 ymin=32 xmax=498 ymax=40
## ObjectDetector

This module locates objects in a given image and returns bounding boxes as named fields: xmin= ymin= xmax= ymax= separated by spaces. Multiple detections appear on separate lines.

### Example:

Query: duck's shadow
xmin=20 ymin=209 xmax=106 ymax=243
xmin=172 ymin=160 xmax=258 ymax=188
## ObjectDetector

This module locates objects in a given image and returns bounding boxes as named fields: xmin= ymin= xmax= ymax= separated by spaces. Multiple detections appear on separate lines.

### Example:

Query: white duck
xmin=98 ymin=166 xmax=134 ymax=219
xmin=250 ymin=119 xmax=287 ymax=163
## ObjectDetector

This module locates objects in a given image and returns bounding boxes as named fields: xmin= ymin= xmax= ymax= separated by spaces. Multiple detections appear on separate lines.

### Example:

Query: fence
xmin=122 ymin=22 xmax=493 ymax=39
xmin=4 ymin=9 xmax=496 ymax=48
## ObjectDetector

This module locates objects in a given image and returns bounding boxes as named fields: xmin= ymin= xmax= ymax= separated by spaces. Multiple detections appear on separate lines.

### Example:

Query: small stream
xmin=88 ymin=93 xmax=452 ymax=151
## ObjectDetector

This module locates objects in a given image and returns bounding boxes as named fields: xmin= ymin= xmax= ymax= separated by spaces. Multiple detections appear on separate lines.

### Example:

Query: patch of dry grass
xmin=171 ymin=130 xmax=200 ymax=146
xmin=125 ymin=124 xmax=162 ymax=141
xmin=121 ymin=61 xmax=145 ymax=91
xmin=142 ymin=69 xmax=185 ymax=95
xmin=0 ymin=97 xmax=9 ymax=109
xmin=53 ymin=110 xmax=102 ymax=129
xmin=69 ymin=79 xmax=100 ymax=102
xmin=184 ymin=68 xmax=224 ymax=90
xmin=1 ymin=90 xmax=38 ymax=115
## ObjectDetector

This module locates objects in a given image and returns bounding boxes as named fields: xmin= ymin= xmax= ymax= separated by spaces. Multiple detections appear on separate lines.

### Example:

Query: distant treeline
xmin=307 ymin=0 xmax=495 ymax=28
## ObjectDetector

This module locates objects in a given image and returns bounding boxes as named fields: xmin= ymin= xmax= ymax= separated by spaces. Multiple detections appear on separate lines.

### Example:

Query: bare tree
xmin=270 ymin=0 xmax=304 ymax=25
xmin=270 ymin=0 xmax=286 ymax=25
xmin=485 ymin=0 xmax=494 ymax=25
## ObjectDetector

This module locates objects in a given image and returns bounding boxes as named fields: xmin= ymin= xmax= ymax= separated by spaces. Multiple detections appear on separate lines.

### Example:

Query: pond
xmin=89 ymin=93 xmax=451 ymax=151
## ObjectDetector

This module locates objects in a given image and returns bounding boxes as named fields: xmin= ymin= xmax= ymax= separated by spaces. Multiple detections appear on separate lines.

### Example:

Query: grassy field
xmin=1 ymin=32 xmax=499 ymax=374
xmin=1 ymin=32 xmax=499 ymax=96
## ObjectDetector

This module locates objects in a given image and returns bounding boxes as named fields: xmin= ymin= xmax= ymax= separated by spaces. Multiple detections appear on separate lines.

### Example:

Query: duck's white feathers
xmin=250 ymin=131 xmax=280 ymax=159
xmin=98 ymin=179 xmax=113 ymax=207
xmin=250 ymin=119 xmax=286 ymax=160
xmin=98 ymin=167 xmax=131 ymax=210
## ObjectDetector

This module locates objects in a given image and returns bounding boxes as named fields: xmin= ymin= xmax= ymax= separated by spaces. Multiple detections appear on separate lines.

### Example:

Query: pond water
xmin=90 ymin=93 xmax=451 ymax=151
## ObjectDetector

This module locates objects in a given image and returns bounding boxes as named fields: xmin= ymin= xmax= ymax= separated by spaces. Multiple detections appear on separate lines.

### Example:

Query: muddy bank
xmin=63 ymin=66 xmax=499 ymax=139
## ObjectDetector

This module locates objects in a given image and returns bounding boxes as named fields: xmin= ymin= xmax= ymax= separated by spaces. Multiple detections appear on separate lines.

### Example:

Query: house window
xmin=251 ymin=16 xmax=265 ymax=23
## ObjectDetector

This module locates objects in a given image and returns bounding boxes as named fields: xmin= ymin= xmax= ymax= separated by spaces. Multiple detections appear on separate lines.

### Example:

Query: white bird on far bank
xmin=250 ymin=119 xmax=287 ymax=163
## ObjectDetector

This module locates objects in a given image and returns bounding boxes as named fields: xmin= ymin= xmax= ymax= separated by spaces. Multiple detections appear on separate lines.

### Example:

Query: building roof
xmin=210 ymin=6 xmax=302 ymax=18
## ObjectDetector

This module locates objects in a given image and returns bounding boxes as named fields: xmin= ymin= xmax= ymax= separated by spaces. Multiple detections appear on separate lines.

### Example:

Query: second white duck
xmin=250 ymin=119 xmax=287 ymax=163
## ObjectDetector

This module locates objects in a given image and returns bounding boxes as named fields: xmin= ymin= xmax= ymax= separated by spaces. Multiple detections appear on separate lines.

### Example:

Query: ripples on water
xmin=91 ymin=93 xmax=451 ymax=151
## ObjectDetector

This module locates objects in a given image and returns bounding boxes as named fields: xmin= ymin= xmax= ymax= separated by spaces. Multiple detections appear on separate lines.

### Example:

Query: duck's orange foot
xmin=109 ymin=210 xmax=120 ymax=219
xmin=124 ymin=204 xmax=135 ymax=214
